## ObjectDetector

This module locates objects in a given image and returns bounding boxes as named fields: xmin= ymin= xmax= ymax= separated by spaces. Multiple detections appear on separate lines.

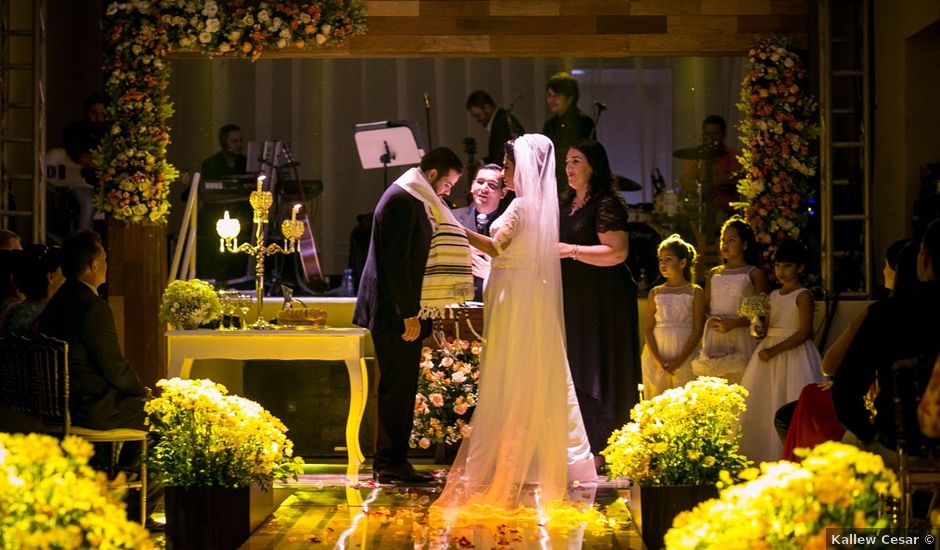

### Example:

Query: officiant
xmin=452 ymin=163 xmax=508 ymax=301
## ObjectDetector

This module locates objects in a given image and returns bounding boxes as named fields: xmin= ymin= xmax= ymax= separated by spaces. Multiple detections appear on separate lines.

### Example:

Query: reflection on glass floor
xmin=236 ymin=466 xmax=645 ymax=549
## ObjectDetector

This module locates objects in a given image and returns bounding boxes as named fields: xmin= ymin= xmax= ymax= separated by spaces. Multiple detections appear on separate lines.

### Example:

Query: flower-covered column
xmin=736 ymin=36 xmax=819 ymax=279
xmin=99 ymin=3 xmax=176 ymax=224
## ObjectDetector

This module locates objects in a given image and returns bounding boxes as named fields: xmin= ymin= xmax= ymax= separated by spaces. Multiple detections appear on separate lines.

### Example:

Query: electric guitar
xmin=44 ymin=148 xmax=92 ymax=189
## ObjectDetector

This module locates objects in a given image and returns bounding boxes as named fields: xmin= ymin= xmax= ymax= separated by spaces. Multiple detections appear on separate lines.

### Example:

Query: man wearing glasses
xmin=452 ymin=164 xmax=509 ymax=301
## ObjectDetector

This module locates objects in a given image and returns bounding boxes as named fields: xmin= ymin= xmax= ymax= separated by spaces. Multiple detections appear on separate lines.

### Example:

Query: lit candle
xmin=256 ymin=175 xmax=265 ymax=193
xmin=291 ymin=203 xmax=300 ymax=223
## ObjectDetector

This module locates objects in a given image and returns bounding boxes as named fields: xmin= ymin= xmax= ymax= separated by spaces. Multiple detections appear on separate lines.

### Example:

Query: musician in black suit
xmin=353 ymin=148 xmax=464 ymax=484
xmin=466 ymin=90 xmax=524 ymax=164
xmin=37 ymin=231 xmax=160 ymax=524
xmin=452 ymin=164 xmax=508 ymax=301
xmin=200 ymin=124 xmax=247 ymax=179
xmin=542 ymin=72 xmax=594 ymax=194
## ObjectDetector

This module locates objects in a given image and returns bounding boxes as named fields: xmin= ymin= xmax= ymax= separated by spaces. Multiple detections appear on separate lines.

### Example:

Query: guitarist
xmin=62 ymin=93 xmax=108 ymax=231
xmin=452 ymin=164 xmax=508 ymax=301
xmin=465 ymin=90 xmax=525 ymax=164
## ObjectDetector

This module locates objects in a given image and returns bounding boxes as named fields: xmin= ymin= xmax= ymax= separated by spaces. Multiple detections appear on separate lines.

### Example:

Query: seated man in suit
xmin=37 ymin=231 xmax=159 ymax=524
xmin=452 ymin=164 xmax=508 ymax=301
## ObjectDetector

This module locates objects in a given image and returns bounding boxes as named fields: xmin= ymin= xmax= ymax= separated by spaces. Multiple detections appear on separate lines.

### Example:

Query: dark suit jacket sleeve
xmin=378 ymin=192 xmax=424 ymax=319
xmin=81 ymin=299 xmax=146 ymax=396
xmin=831 ymin=303 xmax=883 ymax=443
xmin=488 ymin=110 xmax=517 ymax=164
xmin=579 ymin=113 xmax=595 ymax=139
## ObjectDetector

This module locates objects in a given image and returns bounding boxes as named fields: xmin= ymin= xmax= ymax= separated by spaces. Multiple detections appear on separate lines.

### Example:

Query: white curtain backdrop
xmin=167 ymin=56 xmax=744 ymax=278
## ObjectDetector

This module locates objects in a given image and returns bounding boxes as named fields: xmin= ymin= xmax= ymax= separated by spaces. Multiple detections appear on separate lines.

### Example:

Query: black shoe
xmin=145 ymin=518 xmax=166 ymax=533
xmin=372 ymin=464 xmax=436 ymax=485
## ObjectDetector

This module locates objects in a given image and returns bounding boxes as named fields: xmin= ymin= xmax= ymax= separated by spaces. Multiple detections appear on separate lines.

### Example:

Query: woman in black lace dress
xmin=558 ymin=140 xmax=641 ymax=463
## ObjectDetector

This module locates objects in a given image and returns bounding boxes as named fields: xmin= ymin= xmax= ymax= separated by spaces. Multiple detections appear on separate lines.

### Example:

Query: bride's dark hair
xmin=504 ymin=139 xmax=515 ymax=164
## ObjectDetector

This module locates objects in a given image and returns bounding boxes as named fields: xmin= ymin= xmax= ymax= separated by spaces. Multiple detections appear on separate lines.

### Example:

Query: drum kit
xmin=622 ymin=144 xmax=724 ymax=288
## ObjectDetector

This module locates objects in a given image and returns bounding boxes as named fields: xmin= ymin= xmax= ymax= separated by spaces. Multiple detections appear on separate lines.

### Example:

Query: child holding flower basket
xmin=641 ymin=235 xmax=705 ymax=398
xmin=739 ymin=239 xmax=824 ymax=462
xmin=702 ymin=217 xmax=769 ymax=384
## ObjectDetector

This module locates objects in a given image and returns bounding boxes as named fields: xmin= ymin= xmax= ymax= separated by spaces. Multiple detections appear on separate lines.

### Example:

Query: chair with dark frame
xmin=0 ymin=334 xmax=149 ymax=523
xmin=891 ymin=355 xmax=940 ymax=528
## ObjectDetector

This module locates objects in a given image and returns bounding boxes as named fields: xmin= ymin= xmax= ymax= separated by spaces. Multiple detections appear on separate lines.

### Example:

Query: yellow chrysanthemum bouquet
xmin=664 ymin=441 xmax=900 ymax=549
xmin=602 ymin=377 xmax=751 ymax=485
xmin=145 ymin=378 xmax=304 ymax=488
xmin=0 ymin=433 xmax=153 ymax=549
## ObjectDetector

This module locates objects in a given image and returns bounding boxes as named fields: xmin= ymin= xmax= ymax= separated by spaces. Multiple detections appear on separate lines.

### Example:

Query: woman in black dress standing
xmin=557 ymin=139 xmax=641 ymax=465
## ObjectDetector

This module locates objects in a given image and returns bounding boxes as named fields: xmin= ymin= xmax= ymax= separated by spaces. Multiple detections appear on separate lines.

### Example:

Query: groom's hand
xmin=402 ymin=316 xmax=421 ymax=341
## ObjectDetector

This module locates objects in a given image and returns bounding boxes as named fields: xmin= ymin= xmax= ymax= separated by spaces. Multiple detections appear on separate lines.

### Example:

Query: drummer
xmin=676 ymin=115 xmax=742 ymax=227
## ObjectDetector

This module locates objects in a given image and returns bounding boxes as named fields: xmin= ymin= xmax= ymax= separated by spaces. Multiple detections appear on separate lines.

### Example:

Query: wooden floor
xmin=152 ymin=464 xmax=646 ymax=549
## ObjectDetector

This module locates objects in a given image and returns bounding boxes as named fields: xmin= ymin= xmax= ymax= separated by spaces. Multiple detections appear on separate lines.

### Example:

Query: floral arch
xmin=97 ymin=1 xmax=366 ymax=224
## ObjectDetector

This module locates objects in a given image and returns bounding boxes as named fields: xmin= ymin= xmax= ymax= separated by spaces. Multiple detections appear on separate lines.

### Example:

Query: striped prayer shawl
xmin=394 ymin=168 xmax=473 ymax=318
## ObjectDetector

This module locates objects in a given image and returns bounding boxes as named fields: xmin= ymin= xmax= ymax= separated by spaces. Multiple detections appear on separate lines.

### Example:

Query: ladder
xmin=819 ymin=0 xmax=873 ymax=298
xmin=0 ymin=0 xmax=45 ymax=243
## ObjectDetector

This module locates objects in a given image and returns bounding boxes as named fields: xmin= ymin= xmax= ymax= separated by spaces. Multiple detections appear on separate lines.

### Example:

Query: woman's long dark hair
xmin=562 ymin=139 xmax=613 ymax=206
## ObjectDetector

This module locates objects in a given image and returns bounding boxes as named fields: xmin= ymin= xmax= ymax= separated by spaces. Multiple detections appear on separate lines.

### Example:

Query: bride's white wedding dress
xmin=432 ymin=135 xmax=595 ymax=520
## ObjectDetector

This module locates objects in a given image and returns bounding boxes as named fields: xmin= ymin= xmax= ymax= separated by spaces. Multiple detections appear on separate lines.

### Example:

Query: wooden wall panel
xmin=268 ymin=0 xmax=811 ymax=58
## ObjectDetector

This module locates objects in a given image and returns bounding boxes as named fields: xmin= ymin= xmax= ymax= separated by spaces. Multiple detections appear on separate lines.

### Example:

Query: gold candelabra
xmin=215 ymin=175 xmax=304 ymax=329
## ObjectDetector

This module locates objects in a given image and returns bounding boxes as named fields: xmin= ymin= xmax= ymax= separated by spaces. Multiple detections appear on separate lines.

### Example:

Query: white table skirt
xmin=165 ymin=328 xmax=369 ymax=478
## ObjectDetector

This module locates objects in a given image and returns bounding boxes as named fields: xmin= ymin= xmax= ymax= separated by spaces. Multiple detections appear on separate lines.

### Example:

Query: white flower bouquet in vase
xmin=160 ymin=279 xmax=222 ymax=330
xmin=738 ymin=293 xmax=771 ymax=339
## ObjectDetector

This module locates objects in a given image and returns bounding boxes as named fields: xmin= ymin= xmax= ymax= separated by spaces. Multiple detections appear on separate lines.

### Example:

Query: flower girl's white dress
xmin=641 ymin=286 xmax=698 ymax=398
xmin=707 ymin=265 xmax=759 ymax=384
xmin=739 ymin=288 xmax=824 ymax=463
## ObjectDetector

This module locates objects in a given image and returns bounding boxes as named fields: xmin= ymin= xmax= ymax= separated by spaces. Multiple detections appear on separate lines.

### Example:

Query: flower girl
xmin=641 ymin=234 xmax=705 ymax=398
xmin=739 ymin=239 xmax=824 ymax=462
xmin=704 ymin=217 xmax=769 ymax=384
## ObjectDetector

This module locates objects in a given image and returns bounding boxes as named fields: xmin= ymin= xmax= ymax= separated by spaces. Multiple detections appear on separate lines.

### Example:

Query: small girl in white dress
xmin=705 ymin=217 xmax=769 ymax=384
xmin=739 ymin=239 xmax=824 ymax=463
xmin=641 ymin=234 xmax=705 ymax=399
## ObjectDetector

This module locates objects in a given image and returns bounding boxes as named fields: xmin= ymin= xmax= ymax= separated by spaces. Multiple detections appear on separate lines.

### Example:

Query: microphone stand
xmin=590 ymin=102 xmax=607 ymax=141
xmin=505 ymin=92 xmax=523 ymax=139
xmin=380 ymin=141 xmax=393 ymax=189
xmin=423 ymin=93 xmax=433 ymax=149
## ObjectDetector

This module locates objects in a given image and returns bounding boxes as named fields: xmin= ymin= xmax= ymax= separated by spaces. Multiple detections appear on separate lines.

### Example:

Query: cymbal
xmin=614 ymin=175 xmax=642 ymax=191
xmin=672 ymin=146 xmax=725 ymax=160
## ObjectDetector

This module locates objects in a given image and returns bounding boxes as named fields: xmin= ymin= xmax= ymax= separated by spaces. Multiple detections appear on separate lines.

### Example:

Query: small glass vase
xmin=177 ymin=318 xmax=200 ymax=331
xmin=749 ymin=315 xmax=768 ymax=339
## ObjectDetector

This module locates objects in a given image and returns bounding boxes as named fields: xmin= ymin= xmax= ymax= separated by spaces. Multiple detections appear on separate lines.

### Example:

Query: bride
xmin=432 ymin=134 xmax=595 ymax=518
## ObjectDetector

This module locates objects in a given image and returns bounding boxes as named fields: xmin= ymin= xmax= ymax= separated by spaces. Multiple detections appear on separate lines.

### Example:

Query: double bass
xmin=280 ymin=145 xmax=326 ymax=291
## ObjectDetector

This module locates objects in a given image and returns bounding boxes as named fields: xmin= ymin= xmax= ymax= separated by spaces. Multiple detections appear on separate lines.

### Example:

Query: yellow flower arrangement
xmin=602 ymin=377 xmax=750 ymax=486
xmin=145 ymin=378 xmax=304 ymax=488
xmin=664 ymin=441 xmax=900 ymax=549
xmin=0 ymin=433 xmax=153 ymax=549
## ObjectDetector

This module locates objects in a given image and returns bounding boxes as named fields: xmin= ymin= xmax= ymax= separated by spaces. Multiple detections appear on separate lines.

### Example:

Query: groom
xmin=354 ymin=147 xmax=465 ymax=484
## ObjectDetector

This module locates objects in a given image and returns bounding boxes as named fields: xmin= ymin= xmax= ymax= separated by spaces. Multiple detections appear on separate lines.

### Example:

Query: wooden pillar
xmin=106 ymin=217 xmax=168 ymax=389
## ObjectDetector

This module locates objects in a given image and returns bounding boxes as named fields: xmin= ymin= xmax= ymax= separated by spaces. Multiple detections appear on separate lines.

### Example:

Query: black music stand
xmin=354 ymin=120 xmax=425 ymax=188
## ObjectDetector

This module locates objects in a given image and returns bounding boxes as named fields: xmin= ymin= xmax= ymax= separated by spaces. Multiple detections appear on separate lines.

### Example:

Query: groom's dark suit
xmin=38 ymin=278 xmax=147 ymax=430
xmin=353 ymin=184 xmax=432 ymax=472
